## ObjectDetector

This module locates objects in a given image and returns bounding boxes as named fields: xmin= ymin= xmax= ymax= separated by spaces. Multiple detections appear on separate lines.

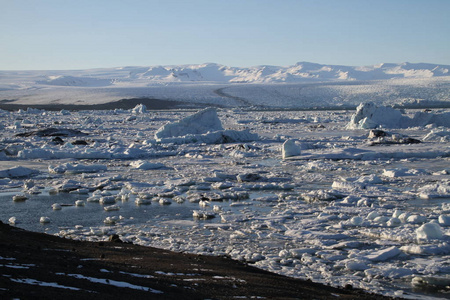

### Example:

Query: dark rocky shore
xmin=0 ymin=98 xmax=201 ymax=111
xmin=0 ymin=221 xmax=395 ymax=299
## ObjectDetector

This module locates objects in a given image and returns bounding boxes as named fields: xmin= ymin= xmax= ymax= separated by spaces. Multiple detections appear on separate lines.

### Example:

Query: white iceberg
xmin=129 ymin=160 xmax=165 ymax=170
xmin=347 ymin=102 xmax=450 ymax=129
xmin=154 ymin=108 xmax=258 ymax=144
xmin=282 ymin=139 xmax=301 ymax=159
xmin=416 ymin=222 xmax=444 ymax=240
xmin=155 ymin=108 xmax=223 ymax=139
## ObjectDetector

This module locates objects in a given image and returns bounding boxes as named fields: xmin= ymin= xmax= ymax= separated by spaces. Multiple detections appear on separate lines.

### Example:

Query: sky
xmin=1 ymin=0 xmax=449 ymax=70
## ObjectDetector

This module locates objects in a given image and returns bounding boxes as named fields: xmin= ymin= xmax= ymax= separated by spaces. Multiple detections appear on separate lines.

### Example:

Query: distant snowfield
xmin=1 ymin=62 xmax=450 ymax=109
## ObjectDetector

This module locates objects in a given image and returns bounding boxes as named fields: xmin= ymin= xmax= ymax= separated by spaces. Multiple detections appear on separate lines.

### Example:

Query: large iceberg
xmin=347 ymin=102 xmax=450 ymax=129
xmin=154 ymin=108 xmax=258 ymax=144
xmin=155 ymin=108 xmax=223 ymax=139
xmin=346 ymin=102 xmax=403 ymax=129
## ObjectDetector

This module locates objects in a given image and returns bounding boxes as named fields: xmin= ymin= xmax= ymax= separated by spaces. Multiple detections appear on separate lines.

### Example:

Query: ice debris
xmin=0 ymin=166 xmax=39 ymax=178
xmin=129 ymin=160 xmax=166 ymax=170
xmin=49 ymin=163 xmax=107 ymax=174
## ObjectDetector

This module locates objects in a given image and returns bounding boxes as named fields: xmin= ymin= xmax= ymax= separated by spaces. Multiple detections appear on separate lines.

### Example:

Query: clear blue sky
xmin=1 ymin=0 xmax=449 ymax=70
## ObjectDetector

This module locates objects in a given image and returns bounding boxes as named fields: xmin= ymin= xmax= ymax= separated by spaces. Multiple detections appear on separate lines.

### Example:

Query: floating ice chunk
xmin=416 ymin=222 xmax=444 ymax=240
xmin=348 ymin=102 xmax=450 ymax=129
xmin=423 ymin=129 xmax=450 ymax=142
xmin=367 ymin=211 xmax=380 ymax=220
xmin=129 ymin=160 xmax=165 ymax=170
xmin=382 ymin=168 xmax=409 ymax=178
xmin=346 ymin=102 xmax=403 ymax=129
xmin=135 ymin=198 xmax=152 ymax=205
xmin=236 ymin=173 xmax=261 ymax=182
xmin=99 ymin=196 xmax=116 ymax=205
xmin=0 ymin=166 xmax=39 ymax=178
xmin=417 ymin=183 xmax=450 ymax=199
xmin=392 ymin=210 xmax=403 ymax=218
xmin=365 ymin=246 xmax=401 ymax=262
xmin=386 ymin=217 xmax=401 ymax=227
xmin=8 ymin=217 xmax=17 ymax=224
xmin=355 ymin=174 xmax=382 ymax=184
xmin=155 ymin=108 xmax=223 ymax=139
xmin=52 ymin=203 xmax=62 ymax=210
xmin=104 ymin=205 xmax=120 ymax=211
xmin=345 ymin=260 xmax=369 ymax=271
xmin=406 ymin=214 xmax=427 ymax=224
xmin=438 ymin=215 xmax=450 ymax=226
xmin=349 ymin=216 xmax=363 ymax=226
xmin=70 ymin=188 xmax=90 ymax=195
xmin=40 ymin=216 xmax=50 ymax=223
xmin=398 ymin=212 xmax=411 ymax=223
xmin=75 ymin=200 xmax=85 ymax=207
xmin=192 ymin=210 xmax=215 ymax=219
xmin=104 ymin=216 xmax=118 ymax=225
xmin=158 ymin=198 xmax=171 ymax=205
xmin=156 ymin=129 xmax=258 ymax=145
xmin=401 ymin=242 xmax=450 ymax=255
xmin=282 ymin=139 xmax=301 ymax=159
xmin=12 ymin=194 xmax=27 ymax=202
xmin=412 ymin=276 xmax=450 ymax=290
xmin=131 ymin=104 xmax=147 ymax=114
xmin=49 ymin=163 xmax=107 ymax=174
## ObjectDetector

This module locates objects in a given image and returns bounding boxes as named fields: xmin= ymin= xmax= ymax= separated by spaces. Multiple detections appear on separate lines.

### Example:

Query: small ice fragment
xmin=345 ymin=260 xmax=369 ymax=271
xmin=40 ymin=216 xmax=50 ymax=224
xmin=365 ymin=246 xmax=401 ymax=261
xmin=130 ymin=160 xmax=165 ymax=170
xmin=158 ymin=198 xmax=172 ymax=205
xmin=52 ymin=203 xmax=62 ymax=210
xmin=416 ymin=223 xmax=443 ymax=240
xmin=406 ymin=215 xmax=427 ymax=224
xmin=13 ymin=194 xmax=27 ymax=202
xmin=135 ymin=198 xmax=152 ymax=205
xmin=75 ymin=200 xmax=85 ymax=207
xmin=387 ymin=217 xmax=401 ymax=227
xmin=349 ymin=216 xmax=363 ymax=225
xmin=8 ymin=217 xmax=17 ymax=224
xmin=99 ymin=196 xmax=116 ymax=205
xmin=282 ymin=139 xmax=301 ymax=159
xmin=104 ymin=216 xmax=117 ymax=225
xmin=104 ymin=205 xmax=120 ymax=211
xmin=367 ymin=211 xmax=379 ymax=220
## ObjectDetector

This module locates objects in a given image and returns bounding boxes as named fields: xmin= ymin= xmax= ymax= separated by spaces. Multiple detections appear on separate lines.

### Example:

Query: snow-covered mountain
xmin=3 ymin=62 xmax=448 ymax=87
xmin=1 ymin=62 xmax=449 ymax=109
xmin=122 ymin=62 xmax=450 ymax=83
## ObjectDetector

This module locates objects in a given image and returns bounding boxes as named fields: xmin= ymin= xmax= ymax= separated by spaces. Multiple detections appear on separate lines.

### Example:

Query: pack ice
xmin=1 ymin=103 xmax=450 ymax=299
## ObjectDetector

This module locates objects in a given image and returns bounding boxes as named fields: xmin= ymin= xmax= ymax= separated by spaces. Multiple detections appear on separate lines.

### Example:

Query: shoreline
xmin=0 ymin=221 xmax=394 ymax=299
xmin=0 ymin=98 xmax=207 ymax=111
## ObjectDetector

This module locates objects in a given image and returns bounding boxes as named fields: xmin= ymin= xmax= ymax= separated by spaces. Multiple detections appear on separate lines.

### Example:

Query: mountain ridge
xmin=1 ymin=62 xmax=449 ymax=87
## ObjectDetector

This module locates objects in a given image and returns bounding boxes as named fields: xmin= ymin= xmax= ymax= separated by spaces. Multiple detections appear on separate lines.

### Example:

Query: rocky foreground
xmin=0 ymin=221 xmax=393 ymax=299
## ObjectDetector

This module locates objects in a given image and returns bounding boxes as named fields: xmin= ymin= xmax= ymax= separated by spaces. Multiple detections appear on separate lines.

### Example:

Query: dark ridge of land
xmin=0 ymin=98 xmax=209 ymax=111
xmin=0 ymin=221 xmax=396 ymax=300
